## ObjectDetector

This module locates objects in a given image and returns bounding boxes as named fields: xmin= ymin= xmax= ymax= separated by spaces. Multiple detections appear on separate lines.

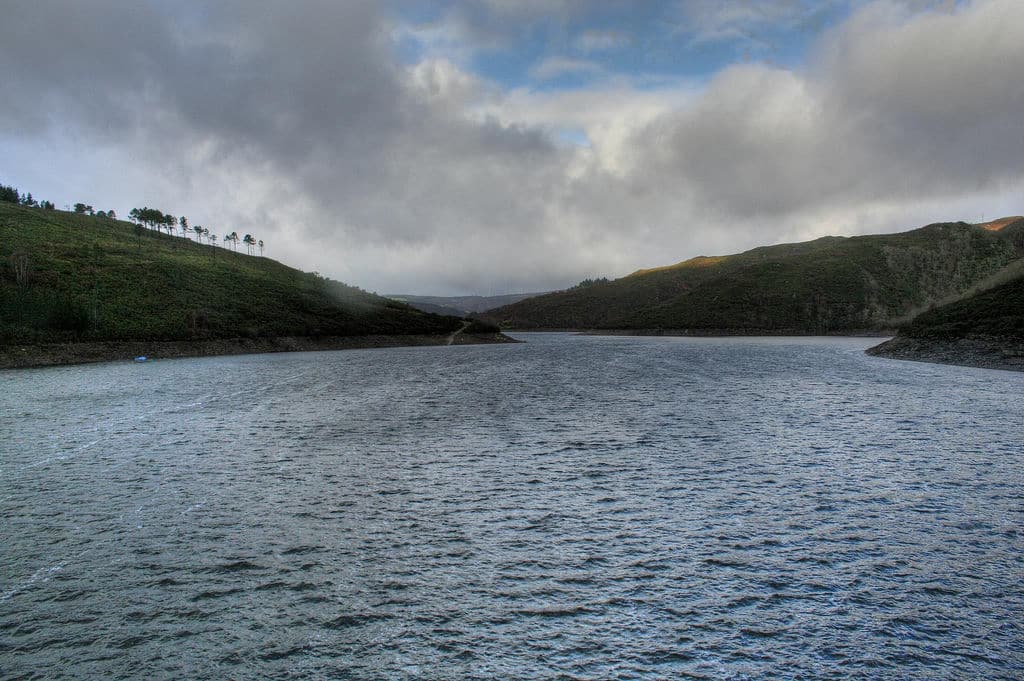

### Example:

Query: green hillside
xmin=481 ymin=219 xmax=1024 ymax=333
xmin=865 ymin=273 xmax=1024 ymax=371
xmin=899 ymin=274 xmax=1024 ymax=340
xmin=0 ymin=202 xmax=477 ymax=344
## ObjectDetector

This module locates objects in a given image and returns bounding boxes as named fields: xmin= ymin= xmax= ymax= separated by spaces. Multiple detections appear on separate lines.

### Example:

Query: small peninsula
xmin=0 ymin=199 xmax=513 ymax=369
xmin=866 ymin=272 xmax=1024 ymax=372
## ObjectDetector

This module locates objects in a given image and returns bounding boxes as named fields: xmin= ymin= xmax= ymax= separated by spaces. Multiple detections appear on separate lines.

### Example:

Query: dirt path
xmin=446 ymin=320 xmax=471 ymax=346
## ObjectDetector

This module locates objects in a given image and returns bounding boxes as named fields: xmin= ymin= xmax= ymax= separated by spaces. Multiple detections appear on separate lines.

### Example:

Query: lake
xmin=1 ymin=333 xmax=1022 ymax=679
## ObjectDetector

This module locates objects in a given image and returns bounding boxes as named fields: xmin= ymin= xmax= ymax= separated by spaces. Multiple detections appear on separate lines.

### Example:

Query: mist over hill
xmin=389 ymin=292 xmax=550 ymax=317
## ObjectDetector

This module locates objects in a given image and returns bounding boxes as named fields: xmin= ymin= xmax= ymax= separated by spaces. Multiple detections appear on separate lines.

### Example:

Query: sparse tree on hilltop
xmin=0 ymin=184 xmax=20 ymax=203
xmin=258 ymin=239 xmax=264 ymax=256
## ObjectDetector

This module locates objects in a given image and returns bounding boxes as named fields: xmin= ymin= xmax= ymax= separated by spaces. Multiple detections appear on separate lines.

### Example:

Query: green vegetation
xmin=482 ymin=220 xmax=1024 ymax=333
xmin=0 ymin=201 xmax=480 ymax=344
xmin=900 ymin=274 xmax=1024 ymax=340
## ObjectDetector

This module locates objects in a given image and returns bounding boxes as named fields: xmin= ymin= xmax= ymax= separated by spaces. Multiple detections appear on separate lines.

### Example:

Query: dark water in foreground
xmin=1 ymin=333 xmax=1022 ymax=680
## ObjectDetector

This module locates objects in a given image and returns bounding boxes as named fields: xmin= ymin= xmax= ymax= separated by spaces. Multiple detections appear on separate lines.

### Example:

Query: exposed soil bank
xmin=866 ymin=335 xmax=1024 ymax=372
xmin=0 ymin=332 xmax=519 ymax=370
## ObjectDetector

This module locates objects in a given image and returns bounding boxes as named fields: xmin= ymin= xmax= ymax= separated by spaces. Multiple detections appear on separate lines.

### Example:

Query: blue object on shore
xmin=134 ymin=356 xmax=147 ymax=362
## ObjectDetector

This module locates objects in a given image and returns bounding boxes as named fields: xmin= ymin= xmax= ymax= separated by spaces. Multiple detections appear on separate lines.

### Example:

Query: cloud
xmin=529 ymin=57 xmax=606 ymax=81
xmin=573 ymin=29 xmax=631 ymax=52
xmin=672 ymin=0 xmax=850 ymax=47
xmin=1 ymin=0 xmax=1022 ymax=295
xmin=634 ymin=0 xmax=1024 ymax=221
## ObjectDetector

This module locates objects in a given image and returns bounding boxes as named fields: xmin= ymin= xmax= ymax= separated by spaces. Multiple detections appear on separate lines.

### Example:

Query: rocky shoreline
xmin=0 ymin=332 xmax=519 ymax=370
xmin=866 ymin=335 xmax=1024 ymax=372
xmin=582 ymin=328 xmax=892 ymax=337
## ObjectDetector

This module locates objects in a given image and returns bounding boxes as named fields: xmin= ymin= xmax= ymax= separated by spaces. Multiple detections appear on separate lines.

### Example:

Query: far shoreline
xmin=509 ymin=329 xmax=1024 ymax=373
xmin=0 ymin=332 xmax=519 ymax=370
xmin=501 ymin=328 xmax=893 ymax=337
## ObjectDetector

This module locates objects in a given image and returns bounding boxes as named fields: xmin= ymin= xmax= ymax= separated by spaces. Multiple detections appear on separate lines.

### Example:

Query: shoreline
xmin=0 ymin=332 xmax=520 ymax=370
xmin=502 ymin=328 xmax=894 ymax=337
xmin=865 ymin=335 xmax=1024 ymax=372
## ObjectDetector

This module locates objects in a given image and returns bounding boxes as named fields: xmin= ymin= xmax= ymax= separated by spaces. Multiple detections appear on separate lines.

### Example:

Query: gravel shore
xmin=866 ymin=335 xmax=1024 ymax=372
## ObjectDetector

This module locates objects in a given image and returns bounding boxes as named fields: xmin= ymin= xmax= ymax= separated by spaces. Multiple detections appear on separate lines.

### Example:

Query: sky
xmin=2 ymin=0 xmax=1022 ymax=296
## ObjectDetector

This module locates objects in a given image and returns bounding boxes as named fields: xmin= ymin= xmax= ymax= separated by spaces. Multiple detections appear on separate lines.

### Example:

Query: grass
xmin=901 ymin=274 xmax=1024 ymax=340
xmin=0 ymin=203 xmax=478 ymax=344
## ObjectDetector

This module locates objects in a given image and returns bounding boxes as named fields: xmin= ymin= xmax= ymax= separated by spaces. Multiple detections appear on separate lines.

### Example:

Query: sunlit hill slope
xmin=481 ymin=218 xmax=1024 ymax=334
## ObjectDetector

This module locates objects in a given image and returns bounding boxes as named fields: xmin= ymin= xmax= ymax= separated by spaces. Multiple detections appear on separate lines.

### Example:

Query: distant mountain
xmin=480 ymin=218 xmax=1024 ymax=335
xmin=0 ymin=202 xmax=509 ymax=367
xmin=867 ymin=269 xmax=1024 ymax=371
xmin=389 ymin=292 xmax=550 ymax=316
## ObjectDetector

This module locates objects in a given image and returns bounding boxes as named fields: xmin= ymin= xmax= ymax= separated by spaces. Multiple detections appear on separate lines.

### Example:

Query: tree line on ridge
xmin=1 ymin=181 xmax=264 ymax=256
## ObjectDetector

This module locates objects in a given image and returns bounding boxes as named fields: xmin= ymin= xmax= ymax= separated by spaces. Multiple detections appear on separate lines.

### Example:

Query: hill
xmin=480 ymin=219 xmax=1024 ymax=334
xmin=388 ymin=292 xmax=550 ymax=316
xmin=866 ymin=273 xmax=1024 ymax=371
xmin=0 ymin=203 xmax=508 ymax=367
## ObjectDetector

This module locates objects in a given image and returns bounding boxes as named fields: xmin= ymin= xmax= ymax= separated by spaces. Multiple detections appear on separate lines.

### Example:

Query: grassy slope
xmin=0 ymin=203 xmax=472 ymax=344
xmin=899 ymin=274 xmax=1024 ymax=339
xmin=482 ymin=220 xmax=1024 ymax=333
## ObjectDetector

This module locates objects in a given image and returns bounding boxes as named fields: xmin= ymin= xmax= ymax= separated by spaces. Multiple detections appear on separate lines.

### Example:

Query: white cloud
xmin=673 ymin=0 xmax=849 ymax=47
xmin=573 ymin=29 xmax=631 ymax=53
xmin=528 ymin=57 xmax=606 ymax=81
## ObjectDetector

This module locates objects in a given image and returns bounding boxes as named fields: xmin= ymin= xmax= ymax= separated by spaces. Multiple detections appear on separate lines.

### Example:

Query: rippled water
xmin=1 ymin=333 xmax=1023 ymax=680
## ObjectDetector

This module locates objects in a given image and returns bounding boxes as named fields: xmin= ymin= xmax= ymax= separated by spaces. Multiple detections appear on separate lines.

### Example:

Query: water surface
xmin=2 ymin=334 xmax=1022 ymax=679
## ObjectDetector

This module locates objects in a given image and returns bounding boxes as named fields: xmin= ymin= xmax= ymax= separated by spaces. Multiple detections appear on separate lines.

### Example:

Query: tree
xmin=193 ymin=224 xmax=204 ymax=242
xmin=20 ymin=192 xmax=38 ymax=207
xmin=74 ymin=203 xmax=92 ymax=214
xmin=41 ymin=200 xmax=55 ymax=210
xmin=243 ymin=233 xmax=255 ymax=255
xmin=0 ymin=184 xmax=20 ymax=203
xmin=107 ymin=209 xmax=116 ymax=219
xmin=179 ymin=216 xmax=189 ymax=239
xmin=258 ymin=239 xmax=264 ymax=256
xmin=10 ymin=250 xmax=30 ymax=285
xmin=227 ymin=231 xmax=239 ymax=252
